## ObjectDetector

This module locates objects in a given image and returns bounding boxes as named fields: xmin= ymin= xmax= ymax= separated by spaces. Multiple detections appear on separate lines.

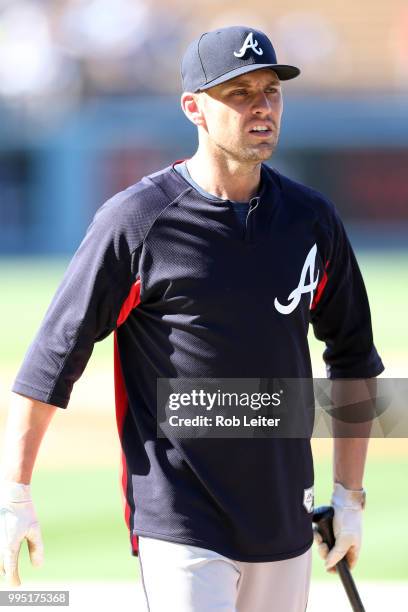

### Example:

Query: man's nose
xmin=252 ymin=92 xmax=273 ymax=115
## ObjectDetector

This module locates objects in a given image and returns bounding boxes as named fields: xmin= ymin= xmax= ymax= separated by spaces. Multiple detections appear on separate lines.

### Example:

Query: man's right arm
xmin=0 ymin=393 xmax=57 ymax=586
xmin=1 ymin=187 xmax=145 ymax=586
xmin=1 ymin=393 xmax=57 ymax=485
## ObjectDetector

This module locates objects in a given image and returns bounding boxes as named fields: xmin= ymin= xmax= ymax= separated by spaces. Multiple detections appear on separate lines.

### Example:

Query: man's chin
xmin=217 ymin=140 xmax=277 ymax=163
xmin=243 ymin=144 xmax=275 ymax=162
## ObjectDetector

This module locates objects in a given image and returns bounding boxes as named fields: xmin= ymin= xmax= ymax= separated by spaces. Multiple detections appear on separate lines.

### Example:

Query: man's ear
xmin=180 ymin=92 xmax=206 ymax=128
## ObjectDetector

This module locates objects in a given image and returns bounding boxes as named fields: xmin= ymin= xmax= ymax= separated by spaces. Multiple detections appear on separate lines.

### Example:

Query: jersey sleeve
xmin=310 ymin=205 xmax=384 ymax=379
xmin=12 ymin=194 xmax=141 ymax=408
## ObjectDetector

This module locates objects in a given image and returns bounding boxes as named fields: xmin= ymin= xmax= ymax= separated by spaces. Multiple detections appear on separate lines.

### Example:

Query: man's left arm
xmin=318 ymin=376 xmax=377 ymax=572
xmin=314 ymin=434 xmax=369 ymax=572
xmin=315 ymin=379 xmax=372 ymax=572
xmin=310 ymin=202 xmax=384 ymax=572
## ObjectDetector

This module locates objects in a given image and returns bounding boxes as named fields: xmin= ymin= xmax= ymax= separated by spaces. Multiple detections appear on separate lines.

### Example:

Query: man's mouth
xmin=248 ymin=125 xmax=273 ymax=136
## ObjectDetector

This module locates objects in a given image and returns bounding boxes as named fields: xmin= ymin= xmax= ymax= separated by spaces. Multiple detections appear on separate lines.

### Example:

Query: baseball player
xmin=0 ymin=26 xmax=383 ymax=611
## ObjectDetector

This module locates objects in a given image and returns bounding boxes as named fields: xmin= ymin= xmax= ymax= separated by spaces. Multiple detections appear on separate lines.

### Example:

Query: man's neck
xmin=186 ymin=153 xmax=262 ymax=202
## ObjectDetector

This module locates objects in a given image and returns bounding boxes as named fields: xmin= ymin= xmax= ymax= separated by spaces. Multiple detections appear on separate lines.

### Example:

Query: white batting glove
xmin=313 ymin=482 xmax=365 ymax=573
xmin=0 ymin=480 xmax=44 ymax=586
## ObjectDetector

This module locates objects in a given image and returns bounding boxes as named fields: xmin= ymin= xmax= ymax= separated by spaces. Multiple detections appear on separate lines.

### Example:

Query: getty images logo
xmin=233 ymin=32 xmax=264 ymax=58
xmin=274 ymin=244 xmax=319 ymax=315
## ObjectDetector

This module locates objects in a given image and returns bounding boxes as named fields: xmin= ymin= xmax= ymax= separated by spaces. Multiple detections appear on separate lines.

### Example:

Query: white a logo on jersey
xmin=274 ymin=244 xmax=319 ymax=315
xmin=233 ymin=32 xmax=264 ymax=58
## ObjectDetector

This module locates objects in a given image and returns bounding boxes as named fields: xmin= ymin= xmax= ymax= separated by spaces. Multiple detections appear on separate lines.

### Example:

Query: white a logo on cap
xmin=233 ymin=32 xmax=264 ymax=58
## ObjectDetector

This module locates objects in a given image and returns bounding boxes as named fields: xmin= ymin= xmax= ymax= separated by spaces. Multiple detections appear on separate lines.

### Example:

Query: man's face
xmin=197 ymin=68 xmax=283 ymax=163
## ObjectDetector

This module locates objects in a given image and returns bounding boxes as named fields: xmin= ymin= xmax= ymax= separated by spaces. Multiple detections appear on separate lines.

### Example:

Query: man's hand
xmin=0 ymin=480 xmax=44 ymax=586
xmin=313 ymin=482 xmax=365 ymax=573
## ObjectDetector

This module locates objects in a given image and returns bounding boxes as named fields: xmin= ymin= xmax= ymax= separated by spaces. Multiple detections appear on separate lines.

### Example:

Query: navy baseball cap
xmin=181 ymin=25 xmax=300 ymax=92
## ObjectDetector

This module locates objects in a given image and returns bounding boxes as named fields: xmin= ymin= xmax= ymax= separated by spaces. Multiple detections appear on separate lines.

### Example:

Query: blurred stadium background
xmin=0 ymin=0 xmax=407 ymax=609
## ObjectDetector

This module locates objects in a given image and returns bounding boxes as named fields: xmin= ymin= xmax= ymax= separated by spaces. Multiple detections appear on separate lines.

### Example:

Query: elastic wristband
xmin=0 ymin=479 xmax=32 ymax=503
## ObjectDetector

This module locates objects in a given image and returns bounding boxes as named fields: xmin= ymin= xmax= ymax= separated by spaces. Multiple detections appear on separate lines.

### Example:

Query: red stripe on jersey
xmin=114 ymin=331 xmax=138 ymax=555
xmin=172 ymin=157 xmax=190 ymax=168
xmin=311 ymin=260 xmax=330 ymax=310
xmin=114 ymin=279 xmax=143 ymax=554
xmin=117 ymin=278 xmax=141 ymax=327
xmin=131 ymin=533 xmax=139 ymax=554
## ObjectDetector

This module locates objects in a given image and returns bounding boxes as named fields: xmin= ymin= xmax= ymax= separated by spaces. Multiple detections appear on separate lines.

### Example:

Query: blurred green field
xmin=14 ymin=458 xmax=408 ymax=583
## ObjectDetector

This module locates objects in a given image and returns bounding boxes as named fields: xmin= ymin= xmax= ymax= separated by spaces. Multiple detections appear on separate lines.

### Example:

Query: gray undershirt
xmin=174 ymin=161 xmax=250 ymax=228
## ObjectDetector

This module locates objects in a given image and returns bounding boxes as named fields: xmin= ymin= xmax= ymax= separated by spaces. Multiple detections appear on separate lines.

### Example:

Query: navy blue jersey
xmin=13 ymin=161 xmax=384 ymax=561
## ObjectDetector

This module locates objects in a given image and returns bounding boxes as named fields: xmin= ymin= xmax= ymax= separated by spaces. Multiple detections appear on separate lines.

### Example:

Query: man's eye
xmin=231 ymin=88 xmax=279 ymax=96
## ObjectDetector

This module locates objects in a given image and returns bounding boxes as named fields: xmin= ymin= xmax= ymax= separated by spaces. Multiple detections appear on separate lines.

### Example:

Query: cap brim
xmin=197 ymin=63 xmax=300 ymax=91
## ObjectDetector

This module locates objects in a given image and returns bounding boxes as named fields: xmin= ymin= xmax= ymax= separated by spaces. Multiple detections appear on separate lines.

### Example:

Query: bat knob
xmin=313 ymin=505 xmax=333 ymax=523
xmin=313 ymin=505 xmax=336 ymax=548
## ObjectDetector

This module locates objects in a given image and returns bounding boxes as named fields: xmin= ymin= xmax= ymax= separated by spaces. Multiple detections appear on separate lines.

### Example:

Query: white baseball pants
xmin=137 ymin=535 xmax=312 ymax=611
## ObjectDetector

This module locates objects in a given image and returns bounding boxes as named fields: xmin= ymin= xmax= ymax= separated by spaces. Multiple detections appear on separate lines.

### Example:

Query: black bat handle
xmin=313 ymin=505 xmax=365 ymax=612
